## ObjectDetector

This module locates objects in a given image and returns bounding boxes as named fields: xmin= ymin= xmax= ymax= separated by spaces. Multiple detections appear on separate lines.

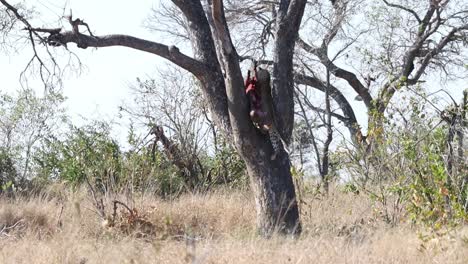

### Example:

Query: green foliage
xmin=120 ymin=143 xmax=184 ymax=197
xmin=403 ymin=125 xmax=466 ymax=229
xmin=0 ymin=148 xmax=17 ymax=192
xmin=34 ymin=121 xmax=121 ymax=191
xmin=33 ymin=121 xmax=247 ymax=197
xmin=338 ymin=93 xmax=467 ymax=228
xmin=0 ymin=88 xmax=65 ymax=191
xmin=200 ymin=143 xmax=247 ymax=189
xmin=342 ymin=182 xmax=359 ymax=195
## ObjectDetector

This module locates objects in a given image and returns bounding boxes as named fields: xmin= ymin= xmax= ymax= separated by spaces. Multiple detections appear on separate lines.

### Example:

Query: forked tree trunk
xmin=208 ymin=0 xmax=305 ymax=236
xmin=221 ymin=61 xmax=301 ymax=236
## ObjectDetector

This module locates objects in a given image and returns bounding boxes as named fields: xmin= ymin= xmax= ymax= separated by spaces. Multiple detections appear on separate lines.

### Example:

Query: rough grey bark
xmin=272 ymin=0 xmax=307 ymax=145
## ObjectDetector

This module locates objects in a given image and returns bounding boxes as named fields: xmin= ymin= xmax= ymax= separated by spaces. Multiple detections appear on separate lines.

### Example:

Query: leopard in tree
xmin=245 ymin=66 xmax=286 ymax=160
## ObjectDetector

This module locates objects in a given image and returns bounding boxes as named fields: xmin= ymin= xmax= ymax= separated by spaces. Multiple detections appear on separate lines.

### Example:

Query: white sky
xmin=1 ymin=0 xmax=466 ymax=146
xmin=1 ymin=0 xmax=166 ymax=143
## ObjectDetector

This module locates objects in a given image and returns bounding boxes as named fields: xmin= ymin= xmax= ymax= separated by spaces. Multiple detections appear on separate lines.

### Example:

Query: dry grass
xmin=0 ymin=185 xmax=467 ymax=264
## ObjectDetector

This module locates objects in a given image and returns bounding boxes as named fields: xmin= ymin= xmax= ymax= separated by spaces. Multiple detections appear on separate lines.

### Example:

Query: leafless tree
xmin=297 ymin=0 xmax=467 ymax=147
xmin=121 ymin=66 xmax=211 ymax=189
xmin=225 ymin=0 xmax=467 ymax=148
xmin=294 ymin=69 xmax=336 ymax=193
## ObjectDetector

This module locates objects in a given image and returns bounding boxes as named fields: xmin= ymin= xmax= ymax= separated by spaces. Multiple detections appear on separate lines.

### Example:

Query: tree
xmin=0 ymin=0 xmax=306 ymax=236
xmin=294 ymin=69 xmax=336 ymax=192
xmin=224 ymin=0 xmax=467 ymax=146
xmin=296 ymin=0 xmax=468 ymax=147
xmin=0 ymin=88 xmax=65 ymax=186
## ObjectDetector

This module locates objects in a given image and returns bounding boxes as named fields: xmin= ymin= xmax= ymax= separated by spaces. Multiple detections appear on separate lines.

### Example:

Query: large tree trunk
xmin=208 ymin=0 xmax=304 ymax=236
xmin=221 ymin=58 xmax=301 ymax=235
xmin=245 ymin=142 xmax=301 ymax=235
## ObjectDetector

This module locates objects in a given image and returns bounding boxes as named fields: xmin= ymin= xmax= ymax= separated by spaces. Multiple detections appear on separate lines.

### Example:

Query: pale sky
xmin=1 ymin=0 xmax=165 ymax=143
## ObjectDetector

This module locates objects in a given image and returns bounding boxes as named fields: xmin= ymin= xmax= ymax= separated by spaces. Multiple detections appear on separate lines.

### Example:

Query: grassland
xmin=0 ymin=185 xmax=467 ymax=263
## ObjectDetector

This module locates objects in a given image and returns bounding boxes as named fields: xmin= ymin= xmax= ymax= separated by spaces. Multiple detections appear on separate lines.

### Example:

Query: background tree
xmin=0 ymin=88 xmax=64 ymax=190
xmin=223 ymin=0 xmax=467 ymax=145
xmin=121 ymin=67 xmax=211 ymax=189
xmin=121 ymin=66 xmax=246 ymax=189
xmin=296 ymin=0 xmax=468 ymax=146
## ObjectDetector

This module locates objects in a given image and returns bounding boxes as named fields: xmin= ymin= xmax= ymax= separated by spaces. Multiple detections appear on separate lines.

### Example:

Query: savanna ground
xmin=1 ymin=184 xmax=467 ymax=264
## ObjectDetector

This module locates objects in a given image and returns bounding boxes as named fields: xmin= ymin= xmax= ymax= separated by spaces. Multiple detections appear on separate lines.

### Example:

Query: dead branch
xmin=112 ymin=200 xmax=134 ymax=224
xmin=84 ymin=174 xmax=106 ymax=219
xmin=382 ymin=0 xmax=422 ymax=23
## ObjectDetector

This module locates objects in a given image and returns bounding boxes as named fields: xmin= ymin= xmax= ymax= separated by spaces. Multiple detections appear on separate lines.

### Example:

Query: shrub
xmin=337 ymin=93 xmax=468 ymax=228
xmin=0 ymin=148 xmax=17 ymax=192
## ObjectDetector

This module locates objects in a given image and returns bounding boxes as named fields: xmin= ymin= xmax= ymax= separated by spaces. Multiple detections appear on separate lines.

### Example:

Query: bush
xmin=200 ymin=143 xmax=247 ymax=189
xmin=120 ymin=145 xmax=185 ymax=197
xmin=35 ymin=121 xmax=200 ymax=197
xmin=0 ymin=148 xmax=17 ymax=192
xmin=34 ymin=122 xmax=121 ymax=191
xmin=337 ymin=93 xmax=468 ymax=228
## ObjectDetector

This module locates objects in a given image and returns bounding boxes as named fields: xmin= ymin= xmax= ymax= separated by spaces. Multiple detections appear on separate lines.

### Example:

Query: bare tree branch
xmin=296 ymin=86 xmax=349 ymax=124
xmin=294 ymin=73 xmax=360 ymax=143
xmin=409 ymin=24 xmax=468 ymax=84
xmin=378 ymin=0 xmax=468 ymax=111
xmin=297 ymin=1 xmax=374 ymax=110
xmin=48 ymin=31 xmax=207 ymax=77
xmin=297 ymin=37 xmax=374 ymax=109
xmin=382 ymin=0 xmax=421 ymax=23
xmin=1 ymin=0 xmax=62 ymax=86
xmin=295 ymin=90 xmax=322 ymax=172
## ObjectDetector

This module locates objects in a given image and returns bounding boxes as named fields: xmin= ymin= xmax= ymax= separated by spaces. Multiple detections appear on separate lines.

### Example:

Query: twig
xmin=84 ymin=175 xmax=106 ymax=219
xmin=67 ymin=10 xmax=94 ymax=37
xmin=382 ymin=0 xmax=422 ymax=23
xmin=112 ymin=200 xmax=134 ymax=223
xmin=0 ymin=219 xmax=25 ymax=236
xmin=57 ymin=204 xmax=64 ymax=228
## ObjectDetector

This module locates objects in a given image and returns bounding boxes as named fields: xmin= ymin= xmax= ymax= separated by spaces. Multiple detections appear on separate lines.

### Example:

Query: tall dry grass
xmin=0 ymin=185 xmax=467 ymax=263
